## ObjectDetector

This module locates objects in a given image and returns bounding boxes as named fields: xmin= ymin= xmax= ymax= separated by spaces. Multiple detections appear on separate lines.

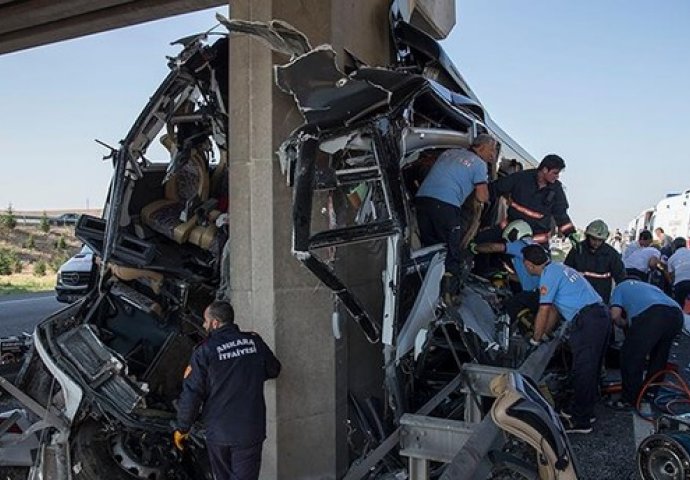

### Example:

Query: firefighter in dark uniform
xmin=564 ymin=219 xmax=625 ymax=304
xmin=174 ymin=301 xmax=281 ymax=480
xmin=486 ymin=154 xmax=576 ymax=246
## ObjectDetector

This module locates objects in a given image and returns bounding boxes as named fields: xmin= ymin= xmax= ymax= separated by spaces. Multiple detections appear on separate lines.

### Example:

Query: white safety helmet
xmin=502 ymin=220 xmax=533 ymax=242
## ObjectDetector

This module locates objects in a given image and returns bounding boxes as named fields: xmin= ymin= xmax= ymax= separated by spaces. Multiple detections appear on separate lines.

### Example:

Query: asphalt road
xmin=0 ymin=292 xmax=62 ymax=337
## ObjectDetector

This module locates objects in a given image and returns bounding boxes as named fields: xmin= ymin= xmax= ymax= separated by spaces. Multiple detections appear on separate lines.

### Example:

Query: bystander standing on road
xmin=608 ymin=229 xmax=624 ymax=253
xmin=655 ymin=227 xmax=674 ymax=257
xmin=174 ymin=301 xmax=281 ymax=480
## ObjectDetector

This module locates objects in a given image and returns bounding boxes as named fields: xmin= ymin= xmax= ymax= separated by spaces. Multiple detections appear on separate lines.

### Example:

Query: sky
xmin=442 ymin=1 xmax=690 ymax=231
xmin=1 ymin=1 xmax=689 ymax=231
xmin=0 ymin=7 xmax=227 ymax=214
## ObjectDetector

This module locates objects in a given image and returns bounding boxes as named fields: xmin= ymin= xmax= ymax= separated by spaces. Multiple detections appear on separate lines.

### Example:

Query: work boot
xmin=441 ymin=272 xmax=461 ymax=306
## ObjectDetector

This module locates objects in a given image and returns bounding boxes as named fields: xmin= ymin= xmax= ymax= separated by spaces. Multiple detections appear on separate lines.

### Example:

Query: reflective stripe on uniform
xmin=533 ymin=232 xmax=550 ymax=244
xmin=508 ymin=200 xmax=545 ymax=219
xmin=558 ymin=222 xmax=575 ymax=234
xmin=582 ymin=271 xmax=611 ymax=279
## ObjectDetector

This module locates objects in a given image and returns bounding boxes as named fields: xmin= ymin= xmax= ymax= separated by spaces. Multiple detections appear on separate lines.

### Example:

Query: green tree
xmin=40 ymin=211 xmax=50 ymax=234
xmin=0 ymin=249 xmax=12 ymax=275
xmin=0 ymin=203 xmax=17 ymax=230
xmin=56 ymin=235 xmax=67 ymax=250
xmin=33 ymin=260 xmax=47 ymax=277
xmin=27 ymin=234 xmax=36 ymax=249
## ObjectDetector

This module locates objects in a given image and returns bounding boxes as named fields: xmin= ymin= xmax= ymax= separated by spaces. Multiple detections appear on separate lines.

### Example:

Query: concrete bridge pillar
xmin=227 ymin=1 xmax=454 ymax=477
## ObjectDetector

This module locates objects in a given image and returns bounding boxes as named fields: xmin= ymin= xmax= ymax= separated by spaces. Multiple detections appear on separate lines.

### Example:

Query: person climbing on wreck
xmin=415 ymin=133 xmax=497 ymax=305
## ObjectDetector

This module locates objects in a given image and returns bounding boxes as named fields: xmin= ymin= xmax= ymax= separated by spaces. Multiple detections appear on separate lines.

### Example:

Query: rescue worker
xmin=665 ymin=237 xmax=690 ymax=309
xmin=608 ymin=279 xmax=683 ymax=409
xmin=564 ymin=219 xmax=625 ymax=304
xmin=622 ymin=230 xmax=661 ymax=281
xmin=472 ymin=220 xmax=539 ymax=326
xmin=522 ymin=244 xmax=609 ymax=434
xmin=415 ymin=133 xmax=497 ymax=304
xmin=486 ymin=154 xmax=576 ymax=247
xmin=174 ymin=301 xmax=281 ymax=480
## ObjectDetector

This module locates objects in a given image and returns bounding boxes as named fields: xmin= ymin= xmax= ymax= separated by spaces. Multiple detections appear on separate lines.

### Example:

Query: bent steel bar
xmin=0 ymin=376 xmax=66 ymax=430
xmin=343 ymin=335 xmax=563 ymax=480
xmin=439 ymin=335 xmax=564 ymax=480
xmin=343 ymin=373 xmax=467 ymax=480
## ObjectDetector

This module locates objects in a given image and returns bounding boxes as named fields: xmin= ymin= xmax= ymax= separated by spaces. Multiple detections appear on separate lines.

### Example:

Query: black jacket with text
xmin=176 ymin=323 xmax=281 ymax=446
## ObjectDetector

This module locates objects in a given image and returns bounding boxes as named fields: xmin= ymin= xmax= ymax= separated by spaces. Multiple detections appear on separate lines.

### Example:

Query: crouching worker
xmin=522 ymin=245 xmax=609 ymax=434
xmin=174 ymin=301 xmax=281 ymax=480
xmin=472 ymin=220 xmax=540 ymax=333
xmin=608 ymin=279 xmax=683 ymax=410
xmin=415 ymin=133 xmax=497 ymax=305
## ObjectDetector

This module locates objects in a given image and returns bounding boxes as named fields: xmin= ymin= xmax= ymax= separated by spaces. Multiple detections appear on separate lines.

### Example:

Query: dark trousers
xmin=673 ymin=280 xmax=690 ymax=310
xmin=416 ymin=197 xmax=466 ymax=276
xmin=207 ymin=441 xmax=263 ymax=480
xmin=568 ymin=304 xmax=610 ymax=423
xmin=620 ymin=305 xmax=683 ymax=404
xmin=625 ymin=268 xmax=648 ymax=282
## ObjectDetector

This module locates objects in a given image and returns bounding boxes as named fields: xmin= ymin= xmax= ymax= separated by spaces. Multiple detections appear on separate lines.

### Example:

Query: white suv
xmin=55 ymin=245 xmax=95 ymax=303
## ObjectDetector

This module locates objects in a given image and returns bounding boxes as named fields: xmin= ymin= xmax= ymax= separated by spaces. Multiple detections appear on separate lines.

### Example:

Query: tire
xmin=71 ymin=421 xmax=156 ymax=480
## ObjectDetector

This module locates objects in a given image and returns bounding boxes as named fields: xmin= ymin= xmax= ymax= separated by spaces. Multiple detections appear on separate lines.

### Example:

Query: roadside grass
xmin=0 ymin=224 xmax=78 ymax=295
xmin=0 ymin=273 xmax=55 ymax=295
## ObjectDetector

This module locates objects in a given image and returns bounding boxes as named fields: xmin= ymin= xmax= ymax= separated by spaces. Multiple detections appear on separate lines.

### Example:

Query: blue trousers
xmin=207 ymin=441 xmax=263 ymax=480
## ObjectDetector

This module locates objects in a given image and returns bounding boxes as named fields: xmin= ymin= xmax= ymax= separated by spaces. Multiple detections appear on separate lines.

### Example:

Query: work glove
xmin=173 ymin=430 xmax=189 ymax=451
xmin=568 ymin=232 xmax=581 ymax=254
xmin=468 ymin=241 xmax=478 ymax=255
xmin=525 ymin=337 xmax=541 ymax=356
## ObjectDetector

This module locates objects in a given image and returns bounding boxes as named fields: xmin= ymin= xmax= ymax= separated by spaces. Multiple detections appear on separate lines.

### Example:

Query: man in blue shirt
xmin=522 ymin=244 xmax=609 ymax=434
xmin=416 ymin=133 xmax=497 ymax=304
xmin=609 ymin=279 xmax=683 ymax=409
xmin=473 ymin=220 xmax=539 ymax=328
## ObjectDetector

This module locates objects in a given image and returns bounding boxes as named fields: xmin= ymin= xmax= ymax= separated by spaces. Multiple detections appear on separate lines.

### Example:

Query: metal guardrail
xmin=343 ymin=331 xmax=564 ymax=480
xmin=11 ymin=215 xmax=78 ymax=226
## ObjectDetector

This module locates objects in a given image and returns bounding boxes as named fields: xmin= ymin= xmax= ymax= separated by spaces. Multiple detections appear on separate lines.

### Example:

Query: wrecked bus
xmin=0 ymin=5 xmax=582 ymax=480
xmin=2 ymin=32 xmax=230 ymax=479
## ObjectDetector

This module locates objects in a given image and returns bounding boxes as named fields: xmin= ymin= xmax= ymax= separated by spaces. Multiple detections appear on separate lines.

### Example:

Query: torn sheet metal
xmin=396 ymin=250 xmax=444 ymax=361
xmin=56 ymin=325 xmax=145 ymax=414
xmin=318 ymin=131 xmax=372 ymax=155
xmin=0 ymin=409 xmax=40 ymax=467
xmin=216 ymin=14 xmax=311 ymax=57
xmin=275 ymin=46 xmax=393 ymax=128
xmin=453 ymin=284 xmax=501 ymax=351
xmin=400 ymin=127 xmax=471 ymax=161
